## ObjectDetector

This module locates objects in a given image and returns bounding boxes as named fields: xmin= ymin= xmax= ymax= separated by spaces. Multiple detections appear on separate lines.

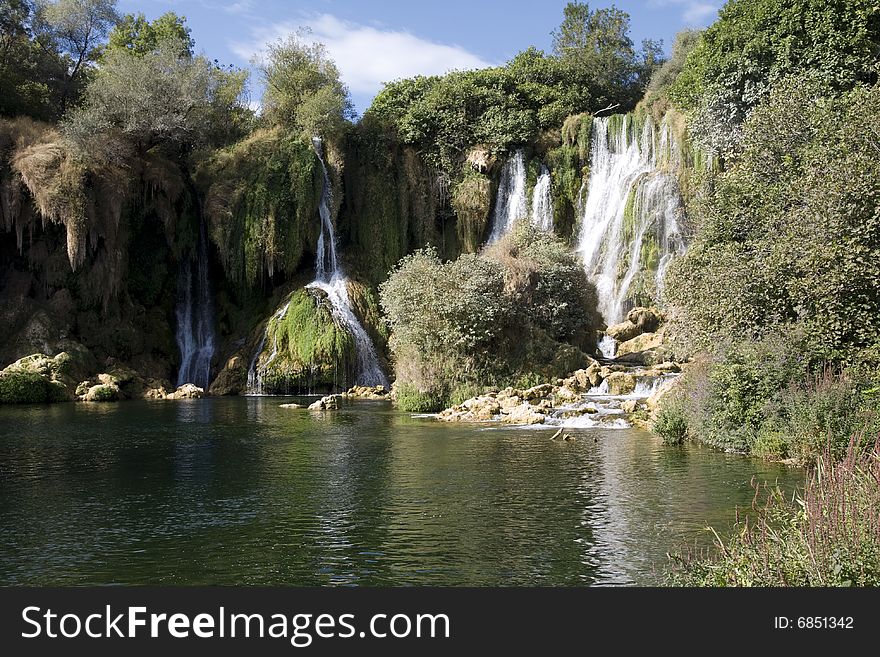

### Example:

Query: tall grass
xmin=668 ymin=436 xmax=880 ymax=586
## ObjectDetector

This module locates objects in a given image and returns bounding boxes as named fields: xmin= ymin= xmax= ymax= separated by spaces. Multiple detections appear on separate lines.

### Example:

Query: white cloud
xmin=230 ymin=13 xmax=494 ymax=97
xmin=648 ymin=1 xmax=720 ymax=26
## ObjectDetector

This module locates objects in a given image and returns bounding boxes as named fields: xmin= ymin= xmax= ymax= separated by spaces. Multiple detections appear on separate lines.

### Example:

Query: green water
xmin=0 ymin=397 xmax=800 ymax=586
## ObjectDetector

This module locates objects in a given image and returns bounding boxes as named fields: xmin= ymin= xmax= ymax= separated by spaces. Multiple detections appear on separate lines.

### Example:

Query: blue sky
xmin=118 ymin=1 xmax=722 ymax=113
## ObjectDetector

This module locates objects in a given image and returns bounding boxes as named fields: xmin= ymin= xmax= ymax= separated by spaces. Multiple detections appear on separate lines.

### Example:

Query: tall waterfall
xmin=246 ymin=139 xmax=388 ymax=393
xmin=307 ymin=137 xmax=388 ymax=388
xmin=530 ymin=165 xmax=553 ymax=232
xmin=578 ymin=115 xmax=686 ymax=325
xmin=486 ymin=149 xmax=527 ymax=244
xmin=175 ymin=220 xmax=216 ymax=389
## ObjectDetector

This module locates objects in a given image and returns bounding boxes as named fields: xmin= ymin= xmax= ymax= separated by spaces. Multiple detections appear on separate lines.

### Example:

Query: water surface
xmin=0 ymin=397 xmax=800 ymax=585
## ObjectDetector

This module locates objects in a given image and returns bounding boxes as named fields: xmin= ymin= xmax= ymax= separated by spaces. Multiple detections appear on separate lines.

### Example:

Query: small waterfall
xmin=175 ymin=220 xmax=216 ymax=389
xmin=245 ymin=138 xmax=388 ymax=393
xmin=245 ymin=300 xmax=291 ymax=395
xmin=530 ymin=165 xmax=553 ymax=231
xmin=486 ymin=149 xmax=527 ymax=244
xmin=598 ymin=335 xmax=617 ymax=359
xmin=578 ymin=115 xmax=686 ymax=325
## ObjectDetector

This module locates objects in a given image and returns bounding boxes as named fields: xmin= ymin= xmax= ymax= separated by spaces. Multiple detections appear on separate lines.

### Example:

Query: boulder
xmin=0 ymin=350 xmax=92 ymax=403
xmin=620 ymin=399 xmax=640 ymax=414
xmin=522 ymin=383 xmax=554 ymax=401
xmin=502 ymin=403 xmax=546 ymax=425
xmin=605 ymin=372 xmax=636 ymax=396
xmin=308 ymin=393 xmax=346 ymax=410
xmin=626 ymin=307 xmax=664 ymax=333
xmin=616 ymin=332 xmax=664 ymax=358
xmin=81 ymin=383 xmax=121 ymax=402
xmin=308 ymin=399 xmax=326 ymax=410
xmin=279 ymin=403 xmax=304 ymax=409
xmin=168 ymin=384 xmax=204 ymax=400
xmin=606 ymin=320 xmax=642 ymax=343
xmin=209 ymin=356 xmax=248 ymax=396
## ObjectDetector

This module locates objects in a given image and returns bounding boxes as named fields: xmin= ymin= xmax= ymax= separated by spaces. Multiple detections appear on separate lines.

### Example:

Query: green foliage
xmin=0 ymin=369 xmax=56 ymax=403
xmin=257 ymin=30 xmax=353 ymax=139
xmin=196 ymin=129 xmax=321 ymax=288
xmin=257 ymin=287 xmax=357 ymax=393
xmin=105 ymin=11 xmax=193 ymax=57
xmin=395 ymin=382 xmax=449 ymax=413
xmin=380 ymin=226 xmax=600 ymax=409
xmin=367 ymin=3 xmax=660 ymax=175
xmin=668 ymin=77 xmax=880 ymax=360
xmin=669 ymin=0 xmax=880 ymax=154
xmin=652 ymin=404 xmax=688 ymax=445
xmin=340 ymin=123 xmax=446 ymax=285
xmin=33 ymin=0 xmax=120 ymax=112
xmin=669 ymin=440 xmax=880 ymax=586
xmin=63 ymin=34 xmax=249 ymax=157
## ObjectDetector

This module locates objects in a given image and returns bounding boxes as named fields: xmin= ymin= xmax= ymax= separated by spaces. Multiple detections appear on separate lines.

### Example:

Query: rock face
xmin=209 ymin=356 xmax=247 ymax=396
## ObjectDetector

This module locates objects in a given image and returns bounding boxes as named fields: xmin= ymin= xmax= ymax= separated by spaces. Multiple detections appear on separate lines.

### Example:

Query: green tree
xmin=104 ymin=10 xmax=193 ymax=58
xmin=257 ymin=30 xmax=353 ymax=139
xmin=32 ymin=0 xmax=119 ymax=112
xmin=669 ymin=0 xmax=880 ymax=154
xmin=64 ymin=35 xmax=248 ymax=157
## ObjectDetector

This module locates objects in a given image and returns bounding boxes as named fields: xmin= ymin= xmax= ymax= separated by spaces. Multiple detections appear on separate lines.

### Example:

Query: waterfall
xmin=308 ymin=137 xmax=388 ymax=388
xmin=245 ymin=138 xmax=388 ymax=393
xmin=530 ymin=165 xmax=553 ymax=232
xmin=486 ymin=149 xmax=527 ymax=244
xmin=577 ymin=115 xmax=686 ymax=326
xmin=175 ymin=220 xmax=216 ymax=389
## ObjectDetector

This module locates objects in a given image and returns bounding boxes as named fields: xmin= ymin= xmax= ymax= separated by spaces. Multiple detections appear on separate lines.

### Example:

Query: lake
xmin=0 ymin=397 xmax=800 ymax=585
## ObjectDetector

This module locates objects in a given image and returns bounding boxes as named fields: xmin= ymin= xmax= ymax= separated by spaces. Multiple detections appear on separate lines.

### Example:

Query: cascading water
xmin=486 ymin=149 xmax=527 ymax=244
xmin=307 ymin=137 xmax=388 ymax=388
xmin=577 ymin=115 xmax=687 ymax=326
xmin=245 ymin=138 xmax=388 ymax=393
xmin=530 ymin=165 xmax=553 ymax=232
xmin=175 ymin=220 xmax=216 ymax=389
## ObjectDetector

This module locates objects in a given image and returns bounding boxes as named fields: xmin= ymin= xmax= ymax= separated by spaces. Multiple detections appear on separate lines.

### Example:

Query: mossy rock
xmin=0 ymin=370 xmax=59 ymax=403
xmin=251 ymin=287 xmax=358 ymax=394
xmin=82 ymin=383 xmax=121 ymax=402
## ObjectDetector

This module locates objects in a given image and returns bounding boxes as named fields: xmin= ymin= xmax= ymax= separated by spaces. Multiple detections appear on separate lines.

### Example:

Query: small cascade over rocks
xmin=175 ymin=220 xmax=216 ymax=389
xmin=578 ymin=114 xmax=687 ymax=326
xmin=436 ymin=359 xmax=680 ymax=430
xmin=530 ymin=165 xmax=553 ymax=232
xmin=486 ymin=149 xmax=527 ymax=244
xmin=245 ymin=138 xmax=388 ymax=394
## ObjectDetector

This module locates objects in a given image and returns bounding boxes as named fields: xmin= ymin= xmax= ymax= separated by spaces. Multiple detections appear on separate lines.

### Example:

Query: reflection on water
xmin=0 ymin=398 xmax=800 ymax=585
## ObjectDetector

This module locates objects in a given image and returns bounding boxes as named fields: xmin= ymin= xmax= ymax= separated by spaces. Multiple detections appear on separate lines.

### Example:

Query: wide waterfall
xmin=246 ymin=138 xmax=388 ymax=393
xmin=530 ymin=165 xmax=553 ymax=232
xmin=486 ymin=149 xmax=527 ymax=244
xmin=578 ymin=115 xmax=686 ymax=325
xmin=175 ymin=220 xmax=216 ymax=389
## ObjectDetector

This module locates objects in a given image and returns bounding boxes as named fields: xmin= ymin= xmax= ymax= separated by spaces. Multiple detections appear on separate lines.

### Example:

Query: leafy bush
xmin=669 ymin=438 xmax=880 ymax=587
xmin=652 ymin=405 xmax=688 ymax=445
xmin=394 ymin=383 xmax=449 ymax=414
xmin=380 ymin=226 xmax=600 ymax=410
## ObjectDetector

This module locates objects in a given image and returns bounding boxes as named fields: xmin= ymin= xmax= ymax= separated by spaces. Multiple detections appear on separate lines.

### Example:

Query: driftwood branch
xmin=594 ymin=103 xmax=621 ymax=116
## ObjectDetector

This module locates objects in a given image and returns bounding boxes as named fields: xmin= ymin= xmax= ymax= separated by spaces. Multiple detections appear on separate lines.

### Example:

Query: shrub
xmin=652 ymin=405 xmax=688 ymax=445
xmin=395 ymin=383 xmax=448 ymax=413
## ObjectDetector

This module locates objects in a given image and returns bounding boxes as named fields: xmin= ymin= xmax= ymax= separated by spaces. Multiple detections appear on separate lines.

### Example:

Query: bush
xmin=395 ymin=383 xmax=448 ymax=413
xmin=652 ymin=405 xmax=688 ymax=445
xmin=668 ymin=438 xmax=880 ymax=587
xmin=380 ymin=226 xmax=601 ymax=410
